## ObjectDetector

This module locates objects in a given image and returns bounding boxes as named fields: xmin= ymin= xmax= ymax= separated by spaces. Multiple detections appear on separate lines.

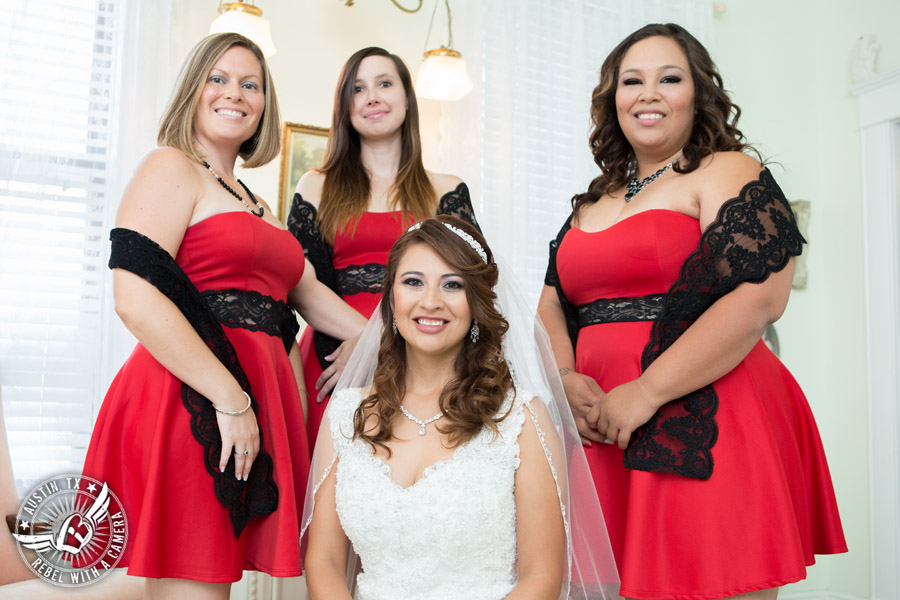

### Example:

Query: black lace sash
xmin=202 ymin=288 xmax=299 ymax=352
xmin=334 ymin=263 xmax=386 ymax=296
xmin=577 ymin=294 xmax=666 ymax=328
xmin=108 ymin=228 xmax=279 ymax=536
xmin=547 ymin=169 xmax=804 ymax=480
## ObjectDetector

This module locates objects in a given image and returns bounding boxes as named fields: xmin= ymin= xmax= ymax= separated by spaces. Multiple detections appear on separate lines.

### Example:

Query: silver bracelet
xmin=212 ymin=391 xmax=252 ymax=416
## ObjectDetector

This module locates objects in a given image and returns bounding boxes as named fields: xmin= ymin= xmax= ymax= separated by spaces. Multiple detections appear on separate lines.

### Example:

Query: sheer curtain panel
xmin=0 ymin=0 xmax=120 ymax=494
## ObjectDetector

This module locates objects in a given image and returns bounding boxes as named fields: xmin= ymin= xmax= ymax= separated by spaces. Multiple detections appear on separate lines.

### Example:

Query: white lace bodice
xmin=328 ymin=387 xmax=529 ymax=600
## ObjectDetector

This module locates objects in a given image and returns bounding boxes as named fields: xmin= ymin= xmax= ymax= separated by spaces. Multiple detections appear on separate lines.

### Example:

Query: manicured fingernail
xmin=220 ymin=465 xmax=225 ymax=473
xmin=585 ymin=442 xmax=592 ymax=448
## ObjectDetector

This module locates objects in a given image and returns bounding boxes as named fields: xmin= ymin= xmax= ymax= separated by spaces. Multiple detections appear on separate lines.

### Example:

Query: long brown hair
xmin=157 ymin=33 xmax=281 ymax=168
xmin=573 ymin=23 xmax=759 ymax=214
xmin=317 ymin=47 xmax=437 ymax=244
xmin=353 ymin=216 xmax=513 ymax=455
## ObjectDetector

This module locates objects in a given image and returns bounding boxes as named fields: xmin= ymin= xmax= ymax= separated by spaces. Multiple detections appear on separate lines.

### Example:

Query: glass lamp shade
xmin=209 ymin=5 xmax=277 ymax=58
xmin=415 ymin=48 xmax=473 ymax=101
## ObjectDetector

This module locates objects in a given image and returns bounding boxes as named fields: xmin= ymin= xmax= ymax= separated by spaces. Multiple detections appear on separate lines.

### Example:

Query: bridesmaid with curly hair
xmin=540 ymin=23 xmax=847 ymax=599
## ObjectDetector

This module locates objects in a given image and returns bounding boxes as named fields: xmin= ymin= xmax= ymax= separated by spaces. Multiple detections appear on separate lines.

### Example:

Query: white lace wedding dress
xmin=328 ymin=386 xmax=539 ymax=600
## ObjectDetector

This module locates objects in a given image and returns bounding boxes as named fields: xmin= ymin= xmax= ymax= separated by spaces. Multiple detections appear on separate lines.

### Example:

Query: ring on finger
xmin=603 ymin=438 xmax=615 ymax=445
xmin=234 ymin=450 xmax=250 ymax=455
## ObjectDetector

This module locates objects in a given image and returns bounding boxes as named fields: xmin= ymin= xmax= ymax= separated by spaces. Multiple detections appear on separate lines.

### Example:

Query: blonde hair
xmin=157 ymin=33 xmax=281 ymax=168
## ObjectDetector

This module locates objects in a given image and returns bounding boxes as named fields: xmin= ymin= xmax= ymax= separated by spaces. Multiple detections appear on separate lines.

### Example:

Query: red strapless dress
xmin=82 ymin=212 xmax=310 ymax=582
xmin=299 ymin=211 xmax=407 ymax=451
xmin=556 ymin=210 xmax=846 ymax=599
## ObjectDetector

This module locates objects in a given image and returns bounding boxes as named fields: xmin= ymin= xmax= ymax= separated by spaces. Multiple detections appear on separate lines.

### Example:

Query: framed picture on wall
xmin=789 ymin=200 xmax=810 ymax=290
xmin=278 ymin=122 xmax=329 ymax=221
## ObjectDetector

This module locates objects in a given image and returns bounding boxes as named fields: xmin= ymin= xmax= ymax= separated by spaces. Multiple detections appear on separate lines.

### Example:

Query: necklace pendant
xmin=418 ymin=425 xmax=426 ymax=436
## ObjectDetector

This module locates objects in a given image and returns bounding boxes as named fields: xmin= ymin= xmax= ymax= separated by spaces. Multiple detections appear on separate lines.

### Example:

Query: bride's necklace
xmin=400 ymin=405 xmax=443 ymax=436
xmin=624 ymin=156 xmax=681 ymax=202
xmin=202 ymin=161 xmax=264 ymax=217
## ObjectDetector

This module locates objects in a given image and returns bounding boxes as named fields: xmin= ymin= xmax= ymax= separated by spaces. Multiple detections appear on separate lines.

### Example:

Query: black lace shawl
xmin=544 ymin=169 xmax=805 ymax=479
xmin=286 ymin=182 xmax=481 ymax=369
xmin=108 ymin=228 xmax=279 ymax=536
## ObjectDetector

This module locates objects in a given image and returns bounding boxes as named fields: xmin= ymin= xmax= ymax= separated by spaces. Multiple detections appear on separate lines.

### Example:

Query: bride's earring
xmin=392 ymin=315 xmax=398 ymax=335
xmin=469 ymin=320 xmax=479 ymax=343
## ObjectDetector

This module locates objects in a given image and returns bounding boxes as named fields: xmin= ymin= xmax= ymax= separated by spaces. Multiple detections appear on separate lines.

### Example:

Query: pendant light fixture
xmin=414 ymin=0 xmax=473 ymax=101
xmin=209 ymin=1 xmax=277 ymax=58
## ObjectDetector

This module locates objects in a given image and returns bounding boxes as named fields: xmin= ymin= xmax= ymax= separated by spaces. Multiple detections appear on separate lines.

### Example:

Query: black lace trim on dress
xmin=286 ymin=184 xmax=481 ymax=371
xmin=577 ymin=294 xmax=666 ymax=327
xmin=545 ymin=216 xmax=580 ymax=345
xmin=287 ymin=194 xmax=341 ymax=369
xmin=108 ymin=228 xmax=279 ymax=536
xmin=335 ymin=263 xmax=386 ymax=296
xmin=280 ymin=304 xmax=301 ymax=353
xmin=202 ymin=289 xmax=298 ymax=352
xmin=624 ymin=168 xmax=805 ymax=480
xmin=438 ymin=182 xmax=480 ymax=231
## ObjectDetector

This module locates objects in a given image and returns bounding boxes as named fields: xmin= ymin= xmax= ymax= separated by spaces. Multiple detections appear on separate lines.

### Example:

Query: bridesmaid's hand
xmin=215 ymin=395 xmax=260 ymax=480
xmin=590 ymin=379 xmax=659 ymax=450
xmin=560 ymin=370 xmax=607 ymax=446
xmin=316 ymin=335 xmax=360 ymax=402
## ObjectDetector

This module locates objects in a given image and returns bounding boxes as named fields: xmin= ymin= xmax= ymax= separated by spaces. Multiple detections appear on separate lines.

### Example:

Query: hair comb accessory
xmin=442 ymin=223 xmax=488 ymax=264
xmin=405 ymin=221 xmax=488 ymax=264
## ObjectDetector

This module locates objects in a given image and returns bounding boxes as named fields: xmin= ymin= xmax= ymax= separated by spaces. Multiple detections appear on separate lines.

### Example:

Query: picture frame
xmin=278 ymin=122 xmax=329 ymax=221
xmin=789 ymin=200 xmax=810 ymax=290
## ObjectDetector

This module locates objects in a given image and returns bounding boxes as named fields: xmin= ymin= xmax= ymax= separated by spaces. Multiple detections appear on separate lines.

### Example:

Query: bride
xmin=302 ymin=216 xmax=619 ymax=599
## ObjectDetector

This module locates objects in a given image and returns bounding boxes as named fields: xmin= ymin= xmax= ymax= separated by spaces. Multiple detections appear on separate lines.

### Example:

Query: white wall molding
xmin=851 ymin=68 xmax=900 ymax=600
xmin=782 ymin=592 xmax=866 ymax=600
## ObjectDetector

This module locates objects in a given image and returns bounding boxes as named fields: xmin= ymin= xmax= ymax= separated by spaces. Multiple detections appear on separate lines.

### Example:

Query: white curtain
xmin=440 ymin=0 xmax=712 ymax=308
xmin=0 ymin=0 xmax=174 ymax=494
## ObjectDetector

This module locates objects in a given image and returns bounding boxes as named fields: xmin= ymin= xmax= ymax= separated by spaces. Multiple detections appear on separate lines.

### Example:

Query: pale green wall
xmin=712 ymin=0 xmax=900 ymax=596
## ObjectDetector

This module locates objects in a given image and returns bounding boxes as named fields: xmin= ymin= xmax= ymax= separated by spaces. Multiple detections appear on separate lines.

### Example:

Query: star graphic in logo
xmin=19 ymin=520 xmax=29 ymax=531
xmin=86 ymin=482 xmax=98 ymax=493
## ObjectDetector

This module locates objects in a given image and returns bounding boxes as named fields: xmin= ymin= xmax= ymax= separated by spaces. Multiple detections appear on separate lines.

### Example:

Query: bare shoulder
xmin=516 ymin=399 xmax=543 ymax=446
xmin=135 ymin=146 xmax=201 ymax=181
xmin=695 ymin=151 xmax=765 ymax=229
xmin=427 ymin=171 xmax=465 ymax=197
xmin=296 ymin=169 xmax=326 ymax=209
xmin=115 ymin=147 xmax=202 ymax=253
xmin=520 ymin=395 xmax=550 ymax=423
xmin=515 ymin=397 xmax=557 ymax=474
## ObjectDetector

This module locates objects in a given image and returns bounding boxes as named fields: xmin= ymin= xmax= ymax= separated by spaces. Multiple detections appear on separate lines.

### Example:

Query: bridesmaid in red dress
xmin=81 ymin=34 xmax=365 ymax=599
xmin=538 ymin=24 xmax=847 ymax=600
xmin=287 ymin=47 xmax=480 ymax=452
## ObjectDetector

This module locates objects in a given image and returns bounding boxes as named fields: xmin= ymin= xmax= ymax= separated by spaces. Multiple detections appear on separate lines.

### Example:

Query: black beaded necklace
xmin=624 ymin=156 xmax=682 ymax=202
xmin=202 ymin=161 xmax=264 ymax=217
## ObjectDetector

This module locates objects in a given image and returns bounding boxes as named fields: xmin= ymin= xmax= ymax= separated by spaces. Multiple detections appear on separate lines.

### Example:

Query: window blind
xmin=0 ymin=0 xmax=119 ymax=494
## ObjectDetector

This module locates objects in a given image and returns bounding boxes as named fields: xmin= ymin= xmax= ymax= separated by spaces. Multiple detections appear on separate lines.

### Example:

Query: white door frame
xmin=851 ymin=68 xmax=900 ymax=599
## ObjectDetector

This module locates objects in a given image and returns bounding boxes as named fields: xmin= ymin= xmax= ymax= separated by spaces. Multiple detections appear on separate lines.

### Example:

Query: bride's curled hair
xmin=353 ymin=216 xmax=513 ymax=454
